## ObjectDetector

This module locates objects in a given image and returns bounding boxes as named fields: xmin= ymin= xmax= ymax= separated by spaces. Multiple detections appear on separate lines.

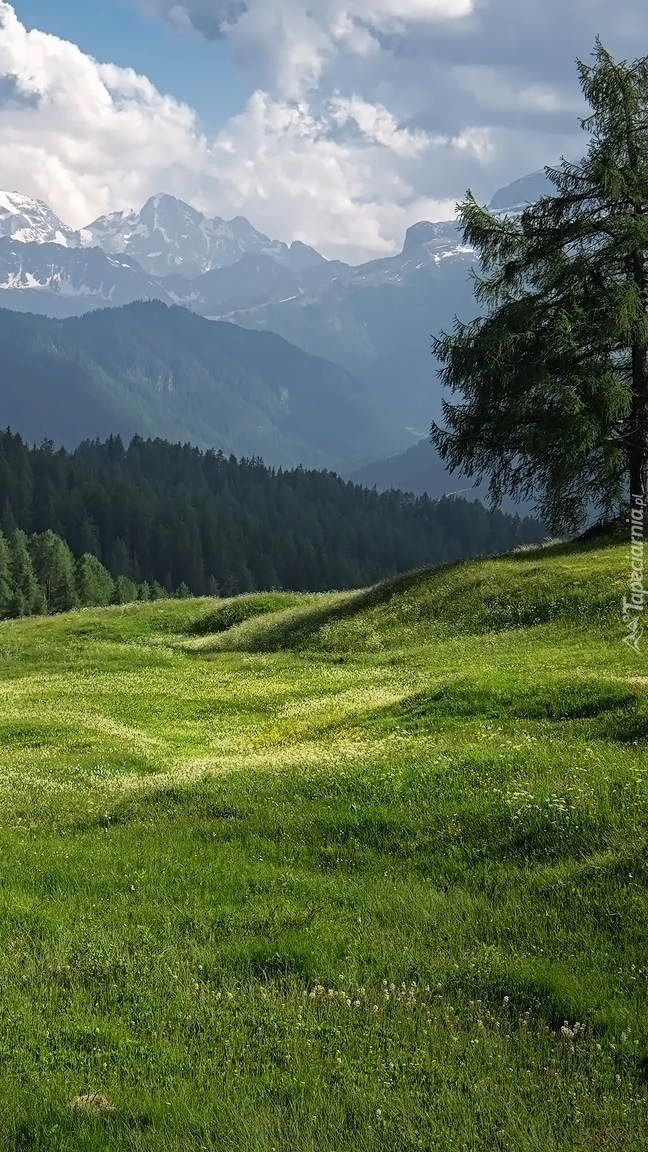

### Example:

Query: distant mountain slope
xmin=220 ymin=221 xmax=476 ymax=432
xmin=0 ymin=238 xmax=172 ymax=317
xmin=0 ymin=301 xmax=411 ymax=469
xmin=350 ymin=438 xmax=539 ymax=516
xmin=0 ymin=309 xmax=136 ymax=448
xmin=0 ymin=190 xmax=78 ymax=246
xmin=351 ymin=438 xmax=472 ymax=497
xmin=0 ymin=174 xmax=554 ymax=436
xmin=489 ymin=170 xmax=554 ymax=212
xmin=208 ymin=179 xmax=555 ymax=432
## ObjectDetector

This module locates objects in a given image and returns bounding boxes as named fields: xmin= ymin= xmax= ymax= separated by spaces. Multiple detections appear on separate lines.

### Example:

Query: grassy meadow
xmin=1 ymin=539 xmax=647 ymax=1150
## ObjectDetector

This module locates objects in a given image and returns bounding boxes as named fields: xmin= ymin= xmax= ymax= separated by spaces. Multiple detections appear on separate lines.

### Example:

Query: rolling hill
xmin=0 ymin=538 xmax=642 ymax=1150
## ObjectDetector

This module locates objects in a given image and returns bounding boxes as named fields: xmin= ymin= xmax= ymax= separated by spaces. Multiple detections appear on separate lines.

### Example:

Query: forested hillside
xmin=0 ymin=302 xmax=408 ymax=470
xmin=0 ymin=431 xmax=545 ymax=597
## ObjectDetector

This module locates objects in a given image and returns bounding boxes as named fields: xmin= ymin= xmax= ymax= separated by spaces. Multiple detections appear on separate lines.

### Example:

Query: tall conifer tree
xmin=432 ymin=41 xmax=648 ymax=530
xmin=76 ymin=553 xmax=115 ymax=608
xmin=0 ymin=529 xmax=14 ymax=617
xmin=29 ymin=531 xmax=79 ymax=614
xmin=8 ymin=530 xmax=45 ymax=618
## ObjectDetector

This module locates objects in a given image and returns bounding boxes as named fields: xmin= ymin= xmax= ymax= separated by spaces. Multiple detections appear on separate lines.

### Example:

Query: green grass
xmin=0 ymin=540 xmax=646 ymax=1150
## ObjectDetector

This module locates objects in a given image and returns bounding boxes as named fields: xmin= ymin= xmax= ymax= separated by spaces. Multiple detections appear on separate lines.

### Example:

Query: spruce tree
xmin=0 ymin=529 xmax=14 ymax=618
xmin=29 ymin=530 xmax=79 ymax=614
xmin=112 ymin=575 xmax=139 ymax=605
xmin=431 ymin=41 xmax=648 ymax=531
xmin=76 ymin=553 xmax=115 ymax=607
xmin=8 ymin=530 xmax=45 ymax=617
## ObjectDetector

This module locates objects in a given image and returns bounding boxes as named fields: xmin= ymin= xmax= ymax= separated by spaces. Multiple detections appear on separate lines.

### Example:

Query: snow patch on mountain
xmin=0 ymin=191 xmax=79 ymax=247
xmin=80 ymin=194 xmax=326 ymax=279
xmin=0 ymin=238 xmax=173 ymax=314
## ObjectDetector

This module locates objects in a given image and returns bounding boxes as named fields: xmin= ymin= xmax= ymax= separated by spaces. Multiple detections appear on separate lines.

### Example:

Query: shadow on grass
xmin=207 ymin=567 xmax=445 ymax=653
xmin=366 ymin=680 xmax=642 ymax=729
xmin=191 ymin=538 xmax=624 ymax=653
xmin=474 ymin=966 xmax=591 ymax=1032
xmin=64 ymin=781 xmax=250 ymax=836
xmin=187 ymin=593 xmax=303 ymax=637
xmin=9 ymin=1107 xmax=154 ymax=1152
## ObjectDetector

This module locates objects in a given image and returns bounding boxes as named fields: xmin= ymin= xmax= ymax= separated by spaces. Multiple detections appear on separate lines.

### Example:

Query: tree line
xmin=0 ymin=526 xmax=180 ymax=620
xmin=0 ymin=429 xmax=545 ymax=605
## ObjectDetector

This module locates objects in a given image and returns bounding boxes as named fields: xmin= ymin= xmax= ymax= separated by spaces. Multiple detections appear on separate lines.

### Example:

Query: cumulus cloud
xmin=136 ymin=0 xmax=648 ymax=192
xmin=209 ymin=91 xmax=461 ymax=258
xmin=0 ymin=2 xmax=213 ymax=227
xmin=145 ymin=0 xmax=474 ymax=99
xmin=0 ymin=1 xmax=483 ymax=261
xmin=4 ymin=0 xmax=648 ymax=263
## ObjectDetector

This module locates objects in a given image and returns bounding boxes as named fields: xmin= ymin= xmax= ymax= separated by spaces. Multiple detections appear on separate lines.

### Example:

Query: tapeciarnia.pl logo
xmin=622 ymin=493 xmax=645 ymax=654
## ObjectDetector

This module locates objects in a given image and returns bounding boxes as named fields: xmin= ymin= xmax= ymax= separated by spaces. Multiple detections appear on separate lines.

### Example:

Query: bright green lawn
xmin=0 ymin=541 xmax=646 ymax=1150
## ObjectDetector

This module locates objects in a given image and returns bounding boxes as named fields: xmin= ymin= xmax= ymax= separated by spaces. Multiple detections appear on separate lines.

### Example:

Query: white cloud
xmin=139 ymin=0 xmax=475 ymax=99
xmin=329 ymin=96 xmax=433 ymax=156
xmin=0 ymin=2 xmax=211 ymax=226
xmin=8 ymin=0 xmax=639 ymax=264
xmin=0 ymin=2 xmax=480 ymax=262
xmin=210 ymin=90 xmax=459 ymax=259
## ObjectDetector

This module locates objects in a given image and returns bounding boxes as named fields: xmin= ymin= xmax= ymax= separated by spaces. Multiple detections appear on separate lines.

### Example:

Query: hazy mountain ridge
xmin=349 ymin=438 xmax=538 ymax=516
xmin=0 ymin=237 xmax=175 ymax=318
xmin=80 ymin=193 xmax=328 ymax=278
xmin=0 ymin=300 xmax=412 ymax=470
xmin=0 ymin=173 xmax=549 ymax=437
xmin=0 ymin=190 xmax=329 ymax=277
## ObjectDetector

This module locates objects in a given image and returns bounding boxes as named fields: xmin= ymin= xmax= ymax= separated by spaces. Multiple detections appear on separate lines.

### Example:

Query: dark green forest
xmin=0 ymin=430 xmax=545 ymax=605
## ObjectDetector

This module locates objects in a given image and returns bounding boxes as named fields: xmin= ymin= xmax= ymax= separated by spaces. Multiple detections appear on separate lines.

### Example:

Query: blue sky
xmin=11 ymin=0 xmax=245 ymax=130
xmin=3 ymin=0 xmax=648 ymax=262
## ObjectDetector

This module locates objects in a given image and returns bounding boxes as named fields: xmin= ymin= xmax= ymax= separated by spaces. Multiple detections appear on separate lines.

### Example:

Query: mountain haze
xmin=0 ymin=173 xmax=552 ymax=438
xmin=0 ymin=301 xmax=410 ymax=469
xmin=80 ymin=193 xmax=328 ymax=279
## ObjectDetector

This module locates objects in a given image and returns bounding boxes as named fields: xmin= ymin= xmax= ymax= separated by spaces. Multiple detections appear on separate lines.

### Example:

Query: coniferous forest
xmin=0 ymin=429 xmax=545 ymax=614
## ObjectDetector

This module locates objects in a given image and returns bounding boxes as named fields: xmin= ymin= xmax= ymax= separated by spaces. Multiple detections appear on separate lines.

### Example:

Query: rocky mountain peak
xmin=0 ymin=190 xmax=78 ymax=247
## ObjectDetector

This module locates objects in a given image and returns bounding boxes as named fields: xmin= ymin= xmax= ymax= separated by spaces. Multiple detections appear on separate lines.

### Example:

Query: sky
xmin=2 ymin=0 xmax=648 ymax=262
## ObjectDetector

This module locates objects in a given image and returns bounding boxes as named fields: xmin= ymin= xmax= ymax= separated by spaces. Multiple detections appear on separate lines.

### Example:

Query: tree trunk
xmin=629 ymin=344 xmax=648 ymax=504
xmin=629 ymin=440 xmax=646 ymax=503
xmin=629 ymin=242 xmax=648 ymax=505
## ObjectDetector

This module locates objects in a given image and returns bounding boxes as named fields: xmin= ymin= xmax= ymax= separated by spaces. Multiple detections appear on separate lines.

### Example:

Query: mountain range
xmin=0 ymin=300 xmax=410 ymax=470
xmin=0 ymin=171 xmax=552 ymax=488
xmin=0 ymin=172 xmax=552 ymax=432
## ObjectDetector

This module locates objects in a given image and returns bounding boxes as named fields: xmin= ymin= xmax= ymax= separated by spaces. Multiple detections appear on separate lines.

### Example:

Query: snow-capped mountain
xmin=0 ymin=174 xmax=550 ymax=431
xmin=334 ymin=220 xmax=472 ymax=287
xmin=0 ymin=238 xmax=171 ymax=318
xmin=0 ymin=190 xmax=78 ymax=246
xmin=80 ymin=193 xmax=327 ymax=279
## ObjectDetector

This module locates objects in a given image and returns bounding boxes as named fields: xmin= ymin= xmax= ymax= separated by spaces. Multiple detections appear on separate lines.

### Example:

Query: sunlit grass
xmin=0 ymin=540 xmax=647 ymax=1150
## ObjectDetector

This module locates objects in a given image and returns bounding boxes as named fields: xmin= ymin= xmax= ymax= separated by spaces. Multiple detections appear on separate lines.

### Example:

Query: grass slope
xmin=0 ymin=540 xmax=646 ymax=1151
